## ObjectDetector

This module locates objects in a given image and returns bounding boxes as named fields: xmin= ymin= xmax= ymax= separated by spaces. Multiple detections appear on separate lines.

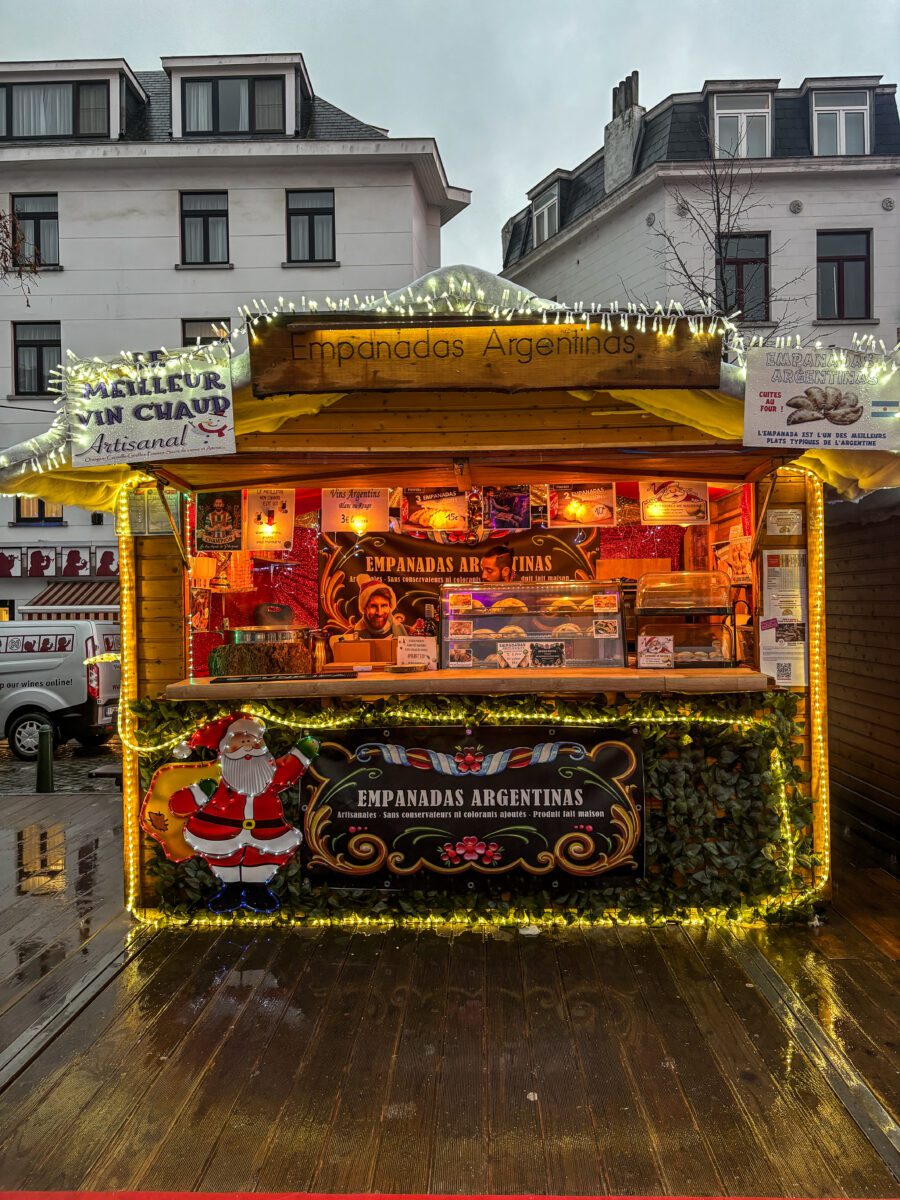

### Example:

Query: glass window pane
xmin=546 ymin=200 xmax=558 ymax=237
xmin=818 ymin=232 xmax=868 ymax=256
xmin=816 ymin=112 xmax=838 ymax=155
xmin=254 ymin=78 xmax=282 ymax=130
xmin=842 ymin=260 xmax=868 ymax=317
xmin=184 ymin=81 xmax=213 ymax=132
xmin=183 ymin=216 xmax=204 ymax=262
xmin=18 ymin=323 xmax=60 ymax=342
xmin=742 ymin=262 xmax=767 ymax=320
xmin=725 ymin=235 xmax=767 ymax=260
xmin=40 ymin=219 xmax=59 ymax=265
xmin=720 ymin=262 xmax=737 ymax=310
xmin=18 ymin=496 xmax=40 ymax=519
xmin=17 ymin=219 xmax=36 ymax=263
xmin=78 ymin=83 xmax=107 ymax=134
xmin=42 ymin=343 xmax=61 ymax=385
xmin=207 ymin=216 xmax=228 ymax=262
xmin=717 ymin=115 xmax=740 ymax=156
xmin=817 ymin=262 xmax=838 ymax=318
xmin=844 ymin=110 xmax=866 ymax=154
xmin=0 ymin=88 xmax=5 ymax=137
xmin=313 ymin=213 xmax=333 ymax=260
xmin=13 ymin=195 xmax=56 ymax=214
xmin=290 ymin=214 xmax=310 ymax=260
xmin=533 ymin=185 xmax=557 ymax=211
xmin=16 ymin=346 xmax=39 ymax=392
xmin=814 ymin=90 xmax=868 ymax=107
xmin=288 ymin=191 xmax=332 ymax=211
xmin=12 ymin=83 xmax=73 ymax=136
xmin=746 ymin=114 xmax=767 ymax=157
xmin=716 ymin=93 xmax=769 ymax=112
xmin=218 ymin=78 xmax=249 ymax=132
xmin=44 ymin=502 xmax=63 ymax=519
xmin=183 ymin=319 xmax=230 ymax=343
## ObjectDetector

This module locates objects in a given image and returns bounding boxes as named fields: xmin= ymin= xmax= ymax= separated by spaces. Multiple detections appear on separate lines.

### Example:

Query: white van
xmin=0 ymin=620 xmax=121 ymax=760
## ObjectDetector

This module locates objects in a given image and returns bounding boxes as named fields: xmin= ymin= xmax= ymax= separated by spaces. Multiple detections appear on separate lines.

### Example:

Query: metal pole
xmin=35 ymin=725 xmax=54 ymax=793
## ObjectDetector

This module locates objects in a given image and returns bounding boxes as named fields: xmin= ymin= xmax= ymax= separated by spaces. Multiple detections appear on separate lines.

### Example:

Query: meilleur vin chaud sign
xmin=66 ymin=351 xmax=236 ymax=468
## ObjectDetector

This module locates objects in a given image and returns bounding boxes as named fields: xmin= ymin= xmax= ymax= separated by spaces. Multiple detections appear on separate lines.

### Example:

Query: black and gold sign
xmin=300 ymin=726 xmax=644 ymax=886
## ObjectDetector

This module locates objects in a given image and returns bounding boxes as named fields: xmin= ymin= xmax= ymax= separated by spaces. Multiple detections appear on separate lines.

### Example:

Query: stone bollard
xmin=36 ymin=725 xmax=55 ymax=793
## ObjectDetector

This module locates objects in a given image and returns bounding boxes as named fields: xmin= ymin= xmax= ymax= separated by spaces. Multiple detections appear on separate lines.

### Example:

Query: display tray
xmin=635 ymin=607 xmax=732 ymax=617
xmin=165 ymin=666 xmax=773 ymax=700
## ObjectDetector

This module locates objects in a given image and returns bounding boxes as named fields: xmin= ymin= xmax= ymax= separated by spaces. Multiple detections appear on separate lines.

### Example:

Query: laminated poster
xmin=401 ymin=488 xmax=471 ymax=534
xmin=760 ymin=549 xmax=808 ymax=687
xmin=482 ymin=486 xmax=532 ymax=531
xmin=321 ymin=488 xmax=390 ymax=535
xmin=195 ymin=491 xmax=243 ymax=552
xmin=247 ymin=488 xmax=295 ymax=551
xmin=548 ymin=483 xmax=616 ymax=528
xmin=766 ymin=508 xmax=803 ymax=537
xmin=639 ymin=481 xmax=709 ymax=525
xmin=190 ymin=587 xmax=211 ymax=632
xmin=637 ymin=635 xmax=674 ymax=669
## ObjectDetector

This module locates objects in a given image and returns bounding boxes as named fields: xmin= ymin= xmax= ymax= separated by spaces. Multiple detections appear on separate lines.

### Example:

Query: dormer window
xmin=0 ymin=81 xmax=109 ymax=139
xmin=813 ymin=90 xmax=869 ymax=155
xmin=714 ymin=93 xmax=770 ymax=158
xmin=532 ymin=185 xmax=559 ymax=247
xmin=182 ymin=76 xmax=285 ymax=135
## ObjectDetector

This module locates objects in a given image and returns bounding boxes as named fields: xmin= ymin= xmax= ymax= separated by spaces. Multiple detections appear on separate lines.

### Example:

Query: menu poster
xmin=767 ymin=508 xmax=803 ymax=537
xmin=639 ymin=480 xmax=709 ymax=526
xmin=760 ymin=550 xmax=808 ymax=687
xmin=247 ymin=488 xmax=295 ymax=551
xmin=548 ymin=483 xmax=616 ymax=528
xmin=195 ymin=491 xmax=243 ymax=552
xmin=190 ymin=587 xmax=211 ymax=632
xmin=321 ymin=488 xmax=390 ymax=535
xmin=118 ymin=486 xmax=182 ymax=536
xmin=482 ymin=486 xmax=532 ymax=531
xmin=401 ymin=488 xmax=472 ymax=534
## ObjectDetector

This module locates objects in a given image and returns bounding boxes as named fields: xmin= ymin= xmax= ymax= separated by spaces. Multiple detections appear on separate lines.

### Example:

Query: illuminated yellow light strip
xmin=801 ymin=468 xmax=830 ymax=891
xmin=117 ymin=484 xmax=142 ymax=914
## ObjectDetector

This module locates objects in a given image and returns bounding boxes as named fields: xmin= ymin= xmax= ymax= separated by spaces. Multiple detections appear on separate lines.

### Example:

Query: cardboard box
xmin=331 ymin=637 xmax=396 ymax=666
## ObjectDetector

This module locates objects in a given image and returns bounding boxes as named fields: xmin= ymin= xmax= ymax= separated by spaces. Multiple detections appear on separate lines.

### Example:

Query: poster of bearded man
xmin=147 ymin=712 xmax=319 ymax=913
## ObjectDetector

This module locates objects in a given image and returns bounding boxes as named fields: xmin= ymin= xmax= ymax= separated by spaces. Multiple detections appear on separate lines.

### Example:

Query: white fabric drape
xmin=207 ymin=218 xmax=228 ymax=263
xmin=314 ymin=215 xmax=333 ymax=260
xmin=183 ymin=217 xmax=204 ymax=263
xmin=184 ymin=81 xmax=213 ymax=132
xmin=12 ymin=84 xmax=72 ymax=136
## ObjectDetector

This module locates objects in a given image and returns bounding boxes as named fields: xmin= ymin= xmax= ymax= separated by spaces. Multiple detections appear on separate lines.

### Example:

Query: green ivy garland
xmin=133 ymin=691 xmax=815 ymax=926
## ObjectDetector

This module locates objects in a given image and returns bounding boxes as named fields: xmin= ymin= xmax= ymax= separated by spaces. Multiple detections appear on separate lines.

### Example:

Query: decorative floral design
xmin=453 ymin=745 xmax=485 ymax=773
xmin=440 ymin=838 xmax=503 ymax=865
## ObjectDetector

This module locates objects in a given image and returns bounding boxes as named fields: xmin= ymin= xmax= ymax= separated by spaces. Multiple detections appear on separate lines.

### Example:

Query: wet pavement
xmin=0 ymin=737 xmax=121 ymax=794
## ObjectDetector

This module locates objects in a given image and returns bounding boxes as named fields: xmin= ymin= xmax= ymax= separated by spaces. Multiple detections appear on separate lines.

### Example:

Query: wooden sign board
xmin=250 ymin=318 xmax=722 ymax=396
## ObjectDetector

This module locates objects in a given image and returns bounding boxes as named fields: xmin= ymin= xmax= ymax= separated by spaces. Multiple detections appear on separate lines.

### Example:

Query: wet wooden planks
xmin=2 ymin=921 xmax=897 ymax=1196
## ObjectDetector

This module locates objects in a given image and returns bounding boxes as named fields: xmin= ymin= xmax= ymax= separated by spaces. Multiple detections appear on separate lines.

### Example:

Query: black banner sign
xmin=300 ymin=726 xmax=644 ymax=886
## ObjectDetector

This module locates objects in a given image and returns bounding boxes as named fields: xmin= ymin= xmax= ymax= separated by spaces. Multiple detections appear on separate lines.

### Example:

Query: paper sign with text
xmin=321 ymin=488 xmax=390 ymax=535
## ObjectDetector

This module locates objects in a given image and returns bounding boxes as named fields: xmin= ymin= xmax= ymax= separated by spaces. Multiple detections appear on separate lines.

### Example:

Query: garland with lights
xmin=133 ymin=690 xmax=817 ymax=927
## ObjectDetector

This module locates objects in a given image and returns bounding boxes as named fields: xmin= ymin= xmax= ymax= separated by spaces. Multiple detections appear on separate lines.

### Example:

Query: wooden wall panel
xmin=134 ymin=536 xmax=186 ymax=698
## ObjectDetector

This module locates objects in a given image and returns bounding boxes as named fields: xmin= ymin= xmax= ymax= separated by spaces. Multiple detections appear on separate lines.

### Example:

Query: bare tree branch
xmin=0 ymin=208 xmax=37 ymax=304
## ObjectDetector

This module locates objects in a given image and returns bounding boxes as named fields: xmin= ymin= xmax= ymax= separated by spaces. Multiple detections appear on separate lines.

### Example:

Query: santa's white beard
xmin=221 ymin=750 xmax=276 ymax=797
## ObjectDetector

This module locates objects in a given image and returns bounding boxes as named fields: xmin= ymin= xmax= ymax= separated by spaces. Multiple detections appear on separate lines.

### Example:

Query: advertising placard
xmin=300 ymin=726 xmax=644 ymax=885
xmin=321 ymin=488 xmax=390 ymax=535
xmin=195 ymin=491 xmax=243 ymax=553
xmin=760 ymin=550 xmax=808 ymax=687
xmin=639 ymin=480 xmax=709 ymax=525
xmin=66 ymin=350 xmax=235 ymax=467
xmin=246 ymin=488 xmax=295 ymax=551
xmin=548 ymin=483 xmax=617 ymax=528
xmin=744 ymin=346 xmax=900 ymax=451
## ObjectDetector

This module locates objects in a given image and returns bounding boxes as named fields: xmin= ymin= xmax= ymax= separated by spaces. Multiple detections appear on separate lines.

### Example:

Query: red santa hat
xmin=172 ymin=711 xmax=265 ymax=760
xmin=357 ymin=576 xmax=397 ymax=614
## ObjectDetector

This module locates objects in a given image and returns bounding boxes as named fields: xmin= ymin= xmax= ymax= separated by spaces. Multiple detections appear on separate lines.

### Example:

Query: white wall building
xmin=501 ymin=72 xmax=899 ymax=349
xmin=0 ymin=52 xmax=469 ymax=620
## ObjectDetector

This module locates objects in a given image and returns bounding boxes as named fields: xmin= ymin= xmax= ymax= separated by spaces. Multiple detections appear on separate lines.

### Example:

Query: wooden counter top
xmin=165 ymin=667 xmax=774 ymax=700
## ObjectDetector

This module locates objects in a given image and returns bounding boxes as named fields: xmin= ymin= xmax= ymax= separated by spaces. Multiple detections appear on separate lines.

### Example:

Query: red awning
xmin=19 ymin=579 xmax=120 ymax=620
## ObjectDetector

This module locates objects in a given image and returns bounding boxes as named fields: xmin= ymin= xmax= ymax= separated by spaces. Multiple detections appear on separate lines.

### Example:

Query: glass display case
xmin=440 ymin=581 xmax=625 ymax=670
xmin=635 ymin=570 xmax=735 ymax=668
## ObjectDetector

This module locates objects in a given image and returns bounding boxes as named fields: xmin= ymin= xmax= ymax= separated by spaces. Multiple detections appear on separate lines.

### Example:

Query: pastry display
xmin=553 ymin=622 xmax=582 ymax=635
xmin=498 ymin=624 xmax=526 ymax=637
xmin=472 ymin=629 xmax=497 ymax=640
xmin=489 ymin=597 xmax=527 ymax=612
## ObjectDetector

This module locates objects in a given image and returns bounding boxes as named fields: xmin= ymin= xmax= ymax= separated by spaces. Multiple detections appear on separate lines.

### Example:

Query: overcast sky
xmin=5 ymin=0 xmax=898 ymax=273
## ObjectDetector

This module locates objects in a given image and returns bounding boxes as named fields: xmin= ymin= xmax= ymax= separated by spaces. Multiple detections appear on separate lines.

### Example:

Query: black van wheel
xmin=75 ymin=731 xmax=113 ymax=750
xmin=8 ymin=712 xmax=58 ymax=761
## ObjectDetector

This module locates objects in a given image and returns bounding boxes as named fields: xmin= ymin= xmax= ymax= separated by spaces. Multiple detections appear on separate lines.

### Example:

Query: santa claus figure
xmin=169 ymin=712 xmax=318 ymax=914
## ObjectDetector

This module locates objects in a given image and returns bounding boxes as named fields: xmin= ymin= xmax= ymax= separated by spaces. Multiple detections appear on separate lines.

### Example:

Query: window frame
xmin=285 ymin=189 xmax=336 ymax=263
xmin=15 ymin=496 xmax=63 ymax=525
xmin=532 ymin=185 xmax=559 ymax=248
xmin=0 ymin=80 xmax=109 ymax=140
xmin=812 ymin=90 xmax=870 ymax=155
xmin=713 ymin=93 xmax=772 ymax=159
xmin=179 ymin=192 xmax=230 ymax=266
xmin=181 ymin=317 xmax=232 ymax=345
xmin=11 ymin=193 xmax=59 ymax=267
xmin=816 ymin=229 xmax=871 ymax=320
xmin=181 ymin=75 xmax=286 ymax=136
xmin=13 ymin=321 xmax=62 ymax=396
xmin=717 ymin=232 xmax=771 ymax=322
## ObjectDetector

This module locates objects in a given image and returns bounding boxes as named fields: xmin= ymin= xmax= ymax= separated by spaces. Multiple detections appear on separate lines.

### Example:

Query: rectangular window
xmin=813 ymin=90 xmax=869 ymax=155
xmin=182 ymin=318 xmax=231 ymax=345
xmin=12 ymin=195 xmax=59 ymax=267
xmin=532 ymin=185 xmax=559 ymax=247
xmin=182 ymin=76 xmax=285 ymax=135
xmin=1 ymin=80 xmax=108 ymax=138
xmin=714 ymin=93 xmax=770 ymax=158
xmin=286 ymin=190 xmax=335 ymax=262
xmin=13 ymin=322 xmax=62 ymax=395
xmin=817 ymin=231 xmax=871 ymax=319
xmin=180 ymin=193 xmax=229 ymax=264
xmin=718 ymin=234 xmax=770 ymax=321
xmin=15 ymin=496 xmax=63 ymax=524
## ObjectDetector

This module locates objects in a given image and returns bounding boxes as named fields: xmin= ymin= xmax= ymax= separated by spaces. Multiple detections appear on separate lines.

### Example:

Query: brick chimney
xmin=604 ymin=71 xmax=644 ymax=194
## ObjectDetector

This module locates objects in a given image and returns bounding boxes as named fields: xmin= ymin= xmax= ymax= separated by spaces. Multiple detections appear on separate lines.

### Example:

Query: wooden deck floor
xmin=0 ymin=789 xmax=897 ymax=1196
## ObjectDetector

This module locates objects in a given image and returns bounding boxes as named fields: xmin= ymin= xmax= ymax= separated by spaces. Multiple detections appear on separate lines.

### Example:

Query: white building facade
xmin=0 ymin=53 xmax=469 ymax=619
xmin=501 ymin=74 xmax=899 ymax=348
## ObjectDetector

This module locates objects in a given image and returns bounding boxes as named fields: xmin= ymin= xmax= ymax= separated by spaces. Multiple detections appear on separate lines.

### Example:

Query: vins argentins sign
xmin=66 ymin=351 xmax=236 ymax=468
xmin=300 ymin=726 xmax=644 ymax=886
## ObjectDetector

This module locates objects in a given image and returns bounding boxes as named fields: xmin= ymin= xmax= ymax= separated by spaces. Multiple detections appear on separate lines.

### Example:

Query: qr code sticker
xmin=776 ymin=662 xmax=792 ymax=682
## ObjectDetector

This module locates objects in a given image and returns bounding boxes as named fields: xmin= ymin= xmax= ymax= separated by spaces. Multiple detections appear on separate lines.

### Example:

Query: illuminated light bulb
xmin=350 ymin=515 xmax=368 ymax=537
